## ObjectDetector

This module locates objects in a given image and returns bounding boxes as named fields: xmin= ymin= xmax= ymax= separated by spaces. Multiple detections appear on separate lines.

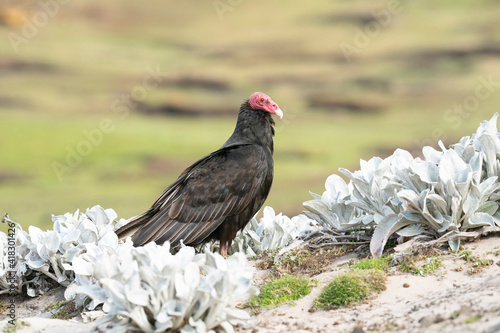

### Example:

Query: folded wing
xmin=116 ymin=144 xmax=269 ymax=247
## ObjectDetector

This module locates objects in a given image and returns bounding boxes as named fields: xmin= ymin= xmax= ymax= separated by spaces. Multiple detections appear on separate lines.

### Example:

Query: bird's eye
xmin=260 ymin=98 xmax=265 ymax=102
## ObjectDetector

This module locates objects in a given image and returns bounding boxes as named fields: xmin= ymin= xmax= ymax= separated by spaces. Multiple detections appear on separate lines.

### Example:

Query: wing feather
xmin=119 ymin=144 xmax=270 ymax=247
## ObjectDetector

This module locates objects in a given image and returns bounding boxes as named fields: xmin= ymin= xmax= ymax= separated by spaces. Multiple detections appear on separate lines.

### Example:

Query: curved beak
xmin=273 ymin=107 xmax=284 ymax=119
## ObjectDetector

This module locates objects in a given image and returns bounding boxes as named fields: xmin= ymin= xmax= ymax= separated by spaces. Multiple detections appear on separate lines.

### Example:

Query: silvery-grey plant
xmin=304 ymin=114 xmax=500 ymax=256
xmin=67 ymin=241 xmax=256 ymax=333
xmin=1 ymin=205 xmax=258 ymax=332
xmin=229 ymin=206 xmax=319 ymax=256
xmin=0 ymin=205 xmax=124 ymax=296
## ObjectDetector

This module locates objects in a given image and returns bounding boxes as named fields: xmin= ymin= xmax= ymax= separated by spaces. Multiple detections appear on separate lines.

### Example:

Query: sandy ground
xmin=1 ymin=236 xmax=499 ymax=333
xmin=237 ymin=236 xmax=500 ymax=333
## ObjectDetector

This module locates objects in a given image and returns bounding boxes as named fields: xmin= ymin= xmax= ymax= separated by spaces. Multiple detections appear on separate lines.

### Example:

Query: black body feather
xmin=115 ymin=100 xmax=276 ymax=252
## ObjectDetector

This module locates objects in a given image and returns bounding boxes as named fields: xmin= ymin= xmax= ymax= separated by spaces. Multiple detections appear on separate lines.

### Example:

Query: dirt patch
xmin=319 ymin=12 xmax=378 ymax=26
xmin=0 ymin=171 xmax=29 ymax=185
xmin=136 ymin=100 xmax=235 ymax=117
xmin=273 ymin=246 xmax=354 ymax=277
xmin=197 ymin=41 xmax=345 ymax=63
xmin=44 ymin=299 xmax=78 ymax=320
xmin=0 ymin=60 xmax=56 ymax=74
xmin=391 ymin=45 xmax=500 ymax=67
xmin=0 ymin=284 xmax=79 ymax=321
xmin=307 ymin=95 xmax=383 ymax=114
xmin=348 ymin=77 xmax=392 ymax=93
xmin=0 ymin=96 xmax=30 ymax=109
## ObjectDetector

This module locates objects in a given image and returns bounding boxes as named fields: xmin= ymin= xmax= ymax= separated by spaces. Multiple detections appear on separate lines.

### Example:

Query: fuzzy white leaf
xmin=396 ymin=224 xmax=426 ymax=237
xmin=370 ymin=215 xmax=412 ymax=257
xmin=71 ymin=256 xmax=93 ymax=276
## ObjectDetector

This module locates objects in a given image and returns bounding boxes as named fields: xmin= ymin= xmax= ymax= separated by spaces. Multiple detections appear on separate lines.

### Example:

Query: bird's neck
xmin=222 ymin=103 xmax=275 ymax=153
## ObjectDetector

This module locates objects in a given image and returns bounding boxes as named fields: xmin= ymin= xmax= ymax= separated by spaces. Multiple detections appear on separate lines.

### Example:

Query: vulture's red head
xmin=249 ymin=92 xmax=283 ymax=119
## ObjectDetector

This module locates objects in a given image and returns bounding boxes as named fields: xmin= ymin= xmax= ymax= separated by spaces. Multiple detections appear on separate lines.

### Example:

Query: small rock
xmin=419 ymin=314 xmax=443 ymax=327
xmin=460 ymin=304 xmax=474 ymax=314
xmin=410 ymin=304 xmax=420 ymax=312
xmin=403 ymin=283 xmax=410 ymax=288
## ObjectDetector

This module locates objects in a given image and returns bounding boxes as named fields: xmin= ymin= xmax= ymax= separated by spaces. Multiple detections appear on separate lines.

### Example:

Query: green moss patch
xmin=351 ymin=255 xmax=391 ymax=271
xmin=314 ymin=269 xmax=386 ymax=310
xmin=399 ymin=256 xmax=443 ymax=276
xmin=248 ymin=275 xmax=315 ymax=311
xmin=458 ymin=250 xmax=493 ymax=275
xmin=464 ymin=315 xmax=482 ymax=324
xmin=44 ymin=300 xmax=77 ymax=320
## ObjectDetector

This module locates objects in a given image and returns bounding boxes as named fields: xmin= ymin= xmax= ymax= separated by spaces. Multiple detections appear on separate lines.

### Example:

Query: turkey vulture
xmin=116 ymin=92 xmax=283 ymax=256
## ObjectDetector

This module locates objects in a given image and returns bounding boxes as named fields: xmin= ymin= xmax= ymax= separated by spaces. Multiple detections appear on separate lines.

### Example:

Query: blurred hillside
xmin=1 ymin=0 xmax=500 ymax=232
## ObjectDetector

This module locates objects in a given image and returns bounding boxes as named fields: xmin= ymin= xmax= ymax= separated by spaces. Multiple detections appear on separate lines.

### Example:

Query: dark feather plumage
xmin=115 ymin=94 xmax=281 ymax=255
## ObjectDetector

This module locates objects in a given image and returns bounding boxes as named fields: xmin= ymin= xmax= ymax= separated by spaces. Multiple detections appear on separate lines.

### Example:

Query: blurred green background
xmin=1 ymin=0 xmax=500 ymax=233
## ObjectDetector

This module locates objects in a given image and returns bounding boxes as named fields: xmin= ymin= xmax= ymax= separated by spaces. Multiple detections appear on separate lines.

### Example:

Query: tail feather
xmin=115 ymin=213 xmax=150 ymax=240
xmin=116 ymin=211 xmax=231 ymax=249
xmin=132 ymin=218 xmax=184 ymax=246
